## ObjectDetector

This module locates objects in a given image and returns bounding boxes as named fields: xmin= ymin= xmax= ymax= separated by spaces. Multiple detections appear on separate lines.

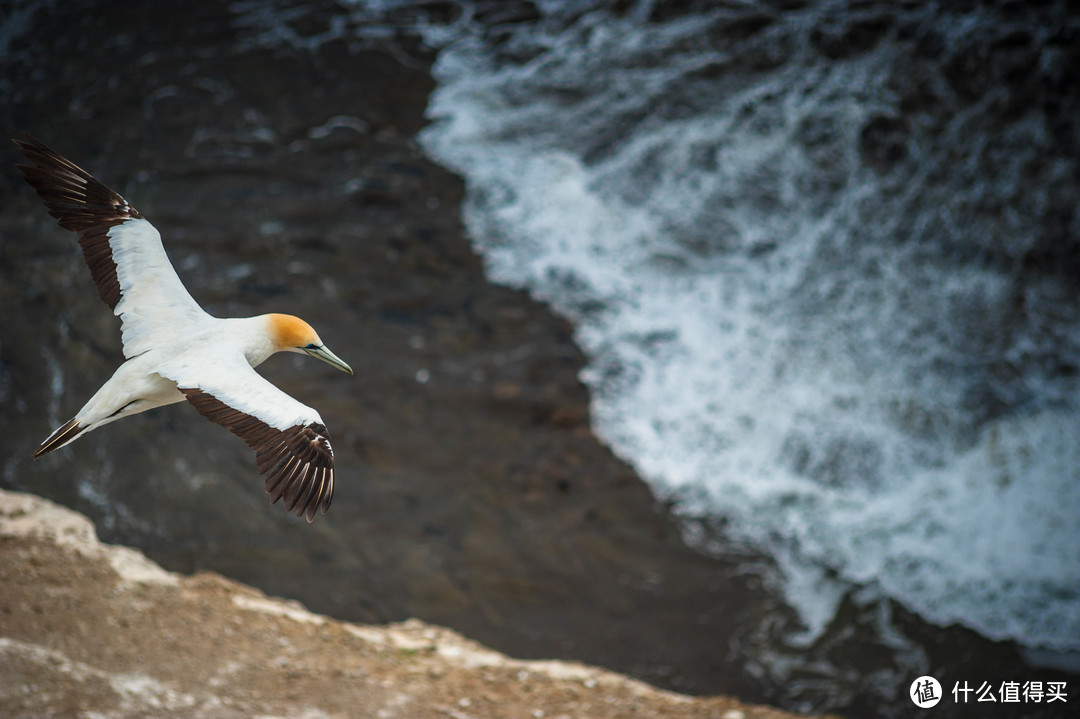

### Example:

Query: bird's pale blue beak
xmin=305 ymin=344 xmax=353 ymax=375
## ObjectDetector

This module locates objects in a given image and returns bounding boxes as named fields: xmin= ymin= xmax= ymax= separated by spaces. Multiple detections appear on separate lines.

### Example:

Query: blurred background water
xmin=294 ymin=0 xmax=1080 ymax=656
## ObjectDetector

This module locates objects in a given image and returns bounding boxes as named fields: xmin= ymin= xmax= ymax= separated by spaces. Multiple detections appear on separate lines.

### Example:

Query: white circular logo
xmin=910 ymin=675 xmax=942 ymax=708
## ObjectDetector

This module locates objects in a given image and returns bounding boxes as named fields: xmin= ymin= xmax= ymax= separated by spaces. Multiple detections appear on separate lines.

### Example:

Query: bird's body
xmin=15 ymin=137 xmax=353 ymax=522
xmin=39 ymin=314 xmax=306 ymax=452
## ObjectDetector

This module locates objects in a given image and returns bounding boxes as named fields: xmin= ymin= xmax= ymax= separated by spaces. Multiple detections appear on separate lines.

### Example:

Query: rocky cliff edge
xmin=0 ymin=489 xmax=804 ymax=719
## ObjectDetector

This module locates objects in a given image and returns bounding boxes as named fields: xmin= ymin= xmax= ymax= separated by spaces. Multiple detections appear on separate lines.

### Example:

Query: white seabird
xmin=15 ymin=136 xmax=353 ymax=522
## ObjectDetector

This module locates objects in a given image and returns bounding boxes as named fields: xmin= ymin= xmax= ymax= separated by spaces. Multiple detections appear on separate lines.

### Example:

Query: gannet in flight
xmin=15 ymin=136 xmax=353 ymax=522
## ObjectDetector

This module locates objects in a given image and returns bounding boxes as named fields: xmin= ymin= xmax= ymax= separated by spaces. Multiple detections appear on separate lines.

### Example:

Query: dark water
xmin=1 ymin=1 xmax=1077 ymax=717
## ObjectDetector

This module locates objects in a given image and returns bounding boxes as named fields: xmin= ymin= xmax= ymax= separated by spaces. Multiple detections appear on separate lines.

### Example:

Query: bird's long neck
xmin=219 ymin=316 xmax=280 ymax=368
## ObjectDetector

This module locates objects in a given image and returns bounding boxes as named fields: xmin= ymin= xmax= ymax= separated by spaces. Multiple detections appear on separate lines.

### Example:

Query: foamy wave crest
xmin=419 ymin=1 xmax=1080 ymax=650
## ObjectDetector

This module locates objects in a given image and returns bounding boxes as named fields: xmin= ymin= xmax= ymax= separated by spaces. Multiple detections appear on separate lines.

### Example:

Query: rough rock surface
xmin=0 ymin=489 xmax=804 ymax=719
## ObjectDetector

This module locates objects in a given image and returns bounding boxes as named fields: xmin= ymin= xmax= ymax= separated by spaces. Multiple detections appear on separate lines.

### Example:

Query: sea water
xmin=406 ymin=0 xmax=1080 ymax=654
xmin=232 ymin=0 xmax=1080 ymax=684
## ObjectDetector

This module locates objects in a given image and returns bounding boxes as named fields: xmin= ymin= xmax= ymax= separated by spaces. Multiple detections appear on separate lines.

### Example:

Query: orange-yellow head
xmin=268 ymin=313 xmax=353 ymax=375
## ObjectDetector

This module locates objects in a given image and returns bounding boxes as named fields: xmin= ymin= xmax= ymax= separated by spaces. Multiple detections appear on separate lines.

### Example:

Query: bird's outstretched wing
xmin=159 ymin=352 xmax=336 ymax=522
xmin=14 ymin=135 xmax=208 ymax=358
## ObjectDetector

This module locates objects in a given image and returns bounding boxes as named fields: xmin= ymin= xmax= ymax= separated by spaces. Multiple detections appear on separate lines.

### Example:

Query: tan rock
xmin=0 ymin=489 xmax=806 ymax=719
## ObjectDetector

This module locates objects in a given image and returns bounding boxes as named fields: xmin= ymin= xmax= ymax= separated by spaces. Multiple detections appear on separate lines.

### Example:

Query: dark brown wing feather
xmin=180 ymin=388 xmax=335 ymax=522
xmin=13 ymin=135 xmax=141 ymax=309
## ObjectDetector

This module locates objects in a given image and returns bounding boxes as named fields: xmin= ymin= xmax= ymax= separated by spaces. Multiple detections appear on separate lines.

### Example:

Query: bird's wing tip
xmin=180 ymin=387 xmax=336 ymax=523
xmin=12 ymin=133 xmax=46 ymax=153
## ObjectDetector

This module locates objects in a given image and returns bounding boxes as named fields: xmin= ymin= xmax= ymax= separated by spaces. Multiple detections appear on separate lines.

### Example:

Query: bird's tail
xmin=34 ymin=417 xmax=87 ymax=458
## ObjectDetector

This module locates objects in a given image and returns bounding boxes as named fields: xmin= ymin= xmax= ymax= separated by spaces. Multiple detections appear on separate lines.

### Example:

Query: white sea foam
xmin=417 ymin=2 xmax=1080 ymax=651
